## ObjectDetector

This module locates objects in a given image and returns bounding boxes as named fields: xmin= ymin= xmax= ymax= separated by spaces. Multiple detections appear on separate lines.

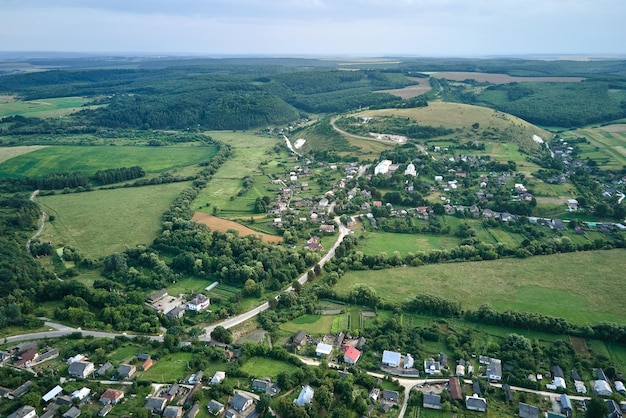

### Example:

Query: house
xmin=67 ymin=354 xmax=85 ymax=364
xmin=316 ymin=343 xmax=332 ymax=357
xmin=343 ymin=346 xmax=361 ymax=365
xmin=424 ymin=358 xmax=441 ymax=375
xmin=294 ymin=385 xmax=314 ymax=406
xmin=166 ymin=306 xmax=186 ymax=320
xmin=574 ymin=380 xmax=587 ymax=394
xmin=187 ymin=294 xmax=210 ymax=312
xmin=15 ymin=348 xmax=39 ymax=367
xmin=405 ymin=162 xmax=417 ymax=177
xmin=449 ymin=377 xmax=463 ymax=401
xmin=423 ymin=393 xmax=442 ymax=410
xmin=594 ymin=379 xmax=613 ymax=396
xmin=210 ymin=371 xmax=226 ymax=384
xmin=606 ymin=399 xmax=623 ymax=418
xmin=145 ymin=397 xmax=168 ymax=414
xmin=140 ymin=358 xmax=153 ymax=371
xmin=375 ymin=160 xmax=393 ymax=175
xmin=8 ymin=406 xmax=37 ymax=418
xmin=382 ymin=390 xmax=399 ymax=403
xmin=62 ymin=406 xmax=81 ymax=418
xmin=456 ymin=364 xmax=466 ymax=376
xmin=185 ymin=404 xmax=200 ymax=418
xmin=42 ymin=385 xmax=63 ymax=403
xmin=56 ymin=395 xmax=73 ymax=405
xmin=552 ymin=365 xmax=564 ymax=379
xmin=356 ymin=336 xmax=366 ymax=349
xmin=163 ymin=406 xmax=183 ymax=418
xmin=117 ymin=364 xmax=136 ymax=379
xmin=98 ymin=404 xmax=112 ymax=417
xmin=319 ymin=224 xmax=335 ymax=233
xmin=163 ymin=383 xmax=179 ymax=400
xmin=560 ymin=394 xmax=572 ymax=415
xmin=518 ymin=402 xmax=539 ymax=418
xmin=382 ymin=350 xmax=401 ymax=368
xmin=334 ymin=332 xmax=345 ymax=347
xmin=293 ymin=331 xmax=307 ymax=346
xmin=567 ymin=199 xmax=579 ymax=211
xmin=486 ymin=358 xmax=502 ymax=382
xmin=466 ymin=394 xmax=487 ymax=412
xmin=616 ymin=381 xmax=626 ymax=393
xmin=100 ymin=389 xmax=124 ymax=405
xmin=71 ymin=387 xmax=91 ymax=401
xmin=147 ymin=289 xmax=168 ymax=303
xmin=252 ymin=378 xmax=272 ymax=394
xmin=230 ymin=393 xmax=253 ymax=413
xmin=68 ymin=361 xmax=94 ymax=378
xmin=9 ymin=381 xmax=33 ymax=399
xmin=346 ymin=216 xmax=356 ymax=227
xmin=404 ymin=353 xmax=414 ymax=369
xmin=207 ymin=400 xmax=225 ymax=415
xmin=41 ymin=404 xmax=60 ymax=418
xmin=96 ymin=362 xmax=114 ymax=377
xmin=369 ymin=388 xmax=380 ymax=402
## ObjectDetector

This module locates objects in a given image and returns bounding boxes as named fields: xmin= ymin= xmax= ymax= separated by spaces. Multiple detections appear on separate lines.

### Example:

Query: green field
xmin=139 ymin=352 xmax=194 ymax=382
xmin=358 ymin=231 xmax=462 ymax=256
xmin=39 ymin=182 xmax=191 ymax=257
xmin=0 ymin=96 xmax=96 ymax=118
xmin=562 ymin=125 xmax=626 ymax=170
xmin=194 ymin=131 xmax=282 ymax=217
xmin=166 ymin=277 xmax=216 ymax=296
xmin=0 ymin=145 xmax=217 ymax=178
xmin=334 ymin=249 xmax=626 ymax=324
xmin=280 ymin=314 xmax=336 ymax=335
xmin=240 ymin=357 xmax=297 ymax=378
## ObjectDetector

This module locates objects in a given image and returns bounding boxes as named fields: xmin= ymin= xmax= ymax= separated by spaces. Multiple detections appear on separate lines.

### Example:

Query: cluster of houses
xmin=146 ymin=288 xmax=212 ymax=321
xmin=0 ymin=342 xmax=60 ymax=371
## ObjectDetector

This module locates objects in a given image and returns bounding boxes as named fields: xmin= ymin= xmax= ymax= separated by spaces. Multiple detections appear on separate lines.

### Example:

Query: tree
xmin=585 ymin=396 xmax=608 ymax=417
xmin=256 ymin=394 xmax=271 ymax=414
xmin=211 ymin=326 xmax=233 ymax=344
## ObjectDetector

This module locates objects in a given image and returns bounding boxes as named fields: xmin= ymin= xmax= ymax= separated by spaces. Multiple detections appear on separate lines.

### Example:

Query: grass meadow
xmin=334 ymin=249 xmax=626 ymax=324
xmin=240 ymin=357 xmax=297 ymax=378
xmin=0 ymin=145 xmax=217 ymax=178
xmin=194 ymin=131 xmax=283 ymax=217
xmin=38 ymin=182 xmax=191 ymax=257
xmin=0 ymin=96 xmax=96 ymax=119
xmin=139 ymin=352 xmax=194 ymax=382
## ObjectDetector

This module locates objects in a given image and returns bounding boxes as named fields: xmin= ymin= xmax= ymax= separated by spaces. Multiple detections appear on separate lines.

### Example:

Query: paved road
xmin=3 ymin=321 xmax=163 ymax=344
xmin=199 ymin=217 xmax=351 ymax=340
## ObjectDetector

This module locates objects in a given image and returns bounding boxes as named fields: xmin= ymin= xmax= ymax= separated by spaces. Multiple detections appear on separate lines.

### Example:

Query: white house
xmin=382 ymin=350 xmax=401 ymax=367
xmin=404 ymin=163 xmax=417 ymax=177
xmin=375 ymin=160 xmax=393 ymax=175
xmin=404 ymin=354 xmax=414 ymax=369
xmin=567 ymin=199 xmax=579 ymax=211
xmin=210 ymin=371 xmax=226 ymax=384
xmin=42 ymin=385 xmax=63 ymax=403
xmin=316 ymin=343 xmax=332 ymax=357
xmin=71 ymin=387 xmax=91 ymax=401
xmin=594 ymin=380 xmax=613 ymax=397
xmin=424 ymin=358 xmax=441 ymax=375
xmin=294 ymin=385 xmax=314 ymax=406
xmin=187 ymin=294 xmax=210 ymax=312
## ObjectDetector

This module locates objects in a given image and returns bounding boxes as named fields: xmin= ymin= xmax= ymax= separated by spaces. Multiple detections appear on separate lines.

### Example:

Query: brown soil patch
xmin=192 ymin=212 xmax=282 ymax=243
xmin=600 ymin=124 xmax=626 ymax=133
xmin=432 ymin=72 xmax=584 ymax=84
xmin=570 ymin=336 xmax=591 ymax=357
xmin=375 ymin=77 xmax=432 ymax=99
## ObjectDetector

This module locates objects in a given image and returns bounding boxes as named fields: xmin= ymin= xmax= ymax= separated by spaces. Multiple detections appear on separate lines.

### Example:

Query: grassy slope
xmin=334 ymin=249 xmax=626 ymax=324
xmin=0 ymin=145 xmax=217 ymax=178
xmin=38 ymin=182 xmax=191 ymax=257
xmin=194 ymin=131 xmax=282 ymax=217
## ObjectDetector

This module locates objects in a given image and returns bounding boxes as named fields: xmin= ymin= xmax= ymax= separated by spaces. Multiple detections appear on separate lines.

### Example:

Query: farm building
xmin=560 ymin=394 xmax=572 ymax=415
xmin=42 ymin=385 xmax=63 ymax=403
xmin=449 ymin=377 xmax=463 ymax=401
xmin=374 ymin=160 xmax=393 ymax=175
xmin=382 ymin=350 xmax=401 ymax=367
xmin=423 ymin=393 xmax=442 ymax=410
xmin=147 ymin=289 xmax=168 ymax=304
xmin=519 ymin=402 xmax=539 ymax=418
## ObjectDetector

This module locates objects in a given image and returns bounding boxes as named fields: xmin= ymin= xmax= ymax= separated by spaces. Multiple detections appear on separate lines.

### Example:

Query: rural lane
xmin=199 ymin=216 xmax=351 ymax=340
xmin=26 ymin=189 xmax=47 ymax=255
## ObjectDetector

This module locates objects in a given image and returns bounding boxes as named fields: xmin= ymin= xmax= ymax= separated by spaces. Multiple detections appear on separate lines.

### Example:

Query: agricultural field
xmin=38 ymin=182 xmax=191 ymax=257
xmin=430 ymin=72 xmax=585 ymax=84
xmin=139 ymin=352 xmax=194 ymax=382
xmin=358 ymin=231 xmax=462 ymax=256
xmin=192 ymin=212 xmax=282 ymax=243
xmin=0 ymin=145 xmax=48 ymax=164
xmin=375 ymin=76 xmax=432 ymax=99
xmin=334 ymin=249 xmax=626 ymax=324
xmin=561 ymin=124 xmax=626 ymax=170
xmin=0 ymin=144 xmax=217 ymax=179
xmin=0 ymin=95 xmax=99 ymax=118
xmin=280 ymin=314 xmax=336 ymax=335
xmin=194 ymin=131 xmax=281 ymax=216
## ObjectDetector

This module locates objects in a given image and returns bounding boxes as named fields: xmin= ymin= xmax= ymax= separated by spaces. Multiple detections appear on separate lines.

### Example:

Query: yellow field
xmin=375 ymin=77 xmax=432 ymax=99
xmin=0 ymin=146 xmax=49 ymax=164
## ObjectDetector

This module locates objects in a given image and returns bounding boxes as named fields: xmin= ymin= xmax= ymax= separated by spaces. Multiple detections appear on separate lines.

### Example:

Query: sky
xmin=1 ymin=0 xmax=624 ymax=57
